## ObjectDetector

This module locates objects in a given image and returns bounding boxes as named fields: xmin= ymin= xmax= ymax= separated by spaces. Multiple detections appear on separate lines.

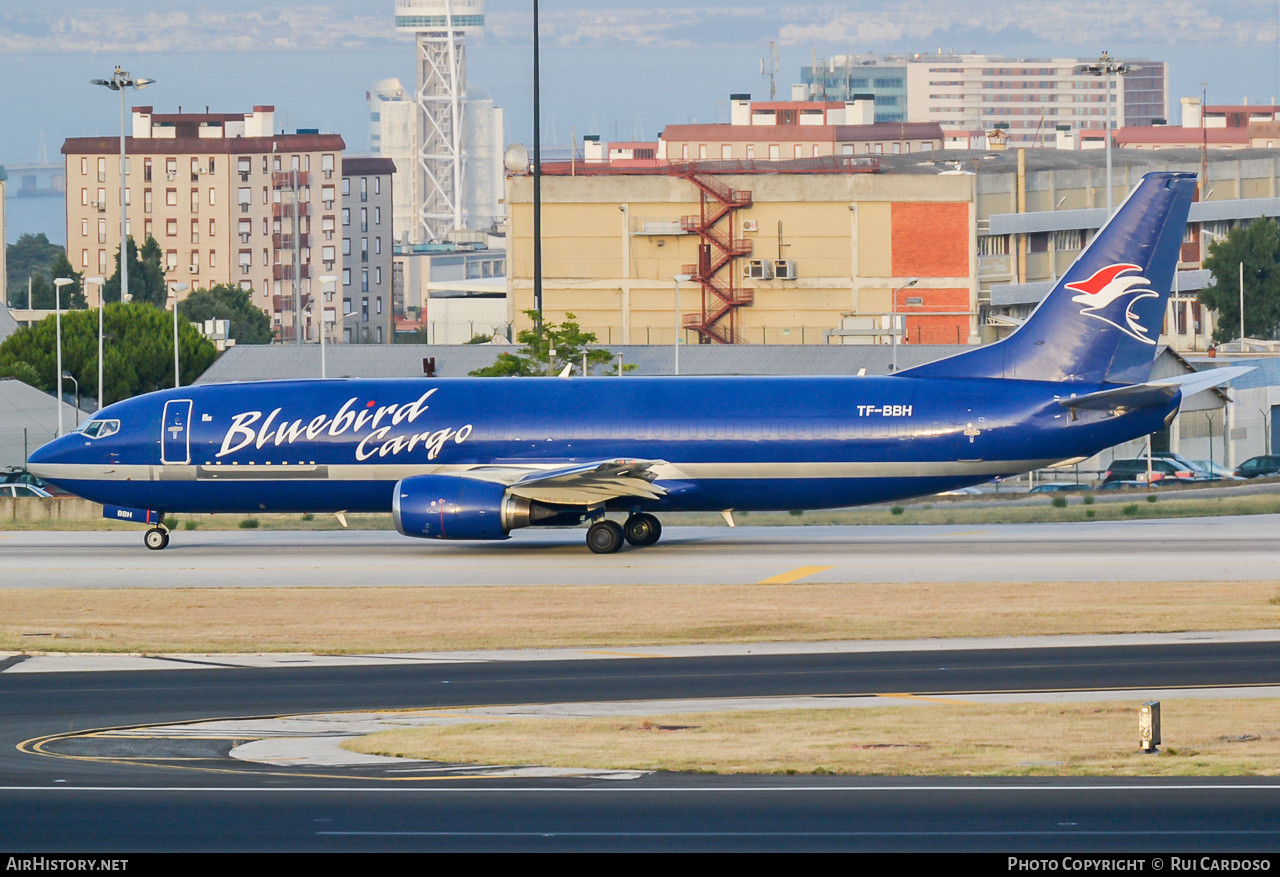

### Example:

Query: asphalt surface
xmin=3 ymin=513 xmax=1280 ymax=585
xmin=4 ymin=516 xmax=1279 ymax=852
xmin=4 ymin=640 xmax=1280 ymax=852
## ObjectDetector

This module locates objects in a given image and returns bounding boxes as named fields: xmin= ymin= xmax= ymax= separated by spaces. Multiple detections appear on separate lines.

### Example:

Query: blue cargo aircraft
xmin=28 ymin=172 xmax=1245 ymax=553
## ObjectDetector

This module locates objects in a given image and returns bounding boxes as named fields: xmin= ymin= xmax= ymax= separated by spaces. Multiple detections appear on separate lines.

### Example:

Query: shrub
xmin=1052 ymin=496 xmax=1068 ymax=508
xmin=239 ymin=517 xmax=260 ymax=529
xmin=1122 ymin=504 xmax=1139 ymax=516
xmin=183 ymin=520 xmax=199 ymax=531
xmin=890 ymin=506 xmax=904 ymax=516
xmin=1146 ymin=494 xmax=1158 ymax=503
xmin=1082 ymin=495 xmax=1095 ymax=505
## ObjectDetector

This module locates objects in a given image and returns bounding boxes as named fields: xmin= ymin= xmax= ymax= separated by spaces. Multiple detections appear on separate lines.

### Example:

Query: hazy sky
xmin=4 ymin=1 xmax=1280 ymax=241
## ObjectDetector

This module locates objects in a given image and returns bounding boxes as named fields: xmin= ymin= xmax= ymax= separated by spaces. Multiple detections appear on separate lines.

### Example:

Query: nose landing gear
xmin=144 ymin=525 xmax=170 ymax=551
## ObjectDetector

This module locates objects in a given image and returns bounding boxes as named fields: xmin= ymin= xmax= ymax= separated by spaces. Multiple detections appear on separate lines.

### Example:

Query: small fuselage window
xmin=81 ymin=419 xmax=121 ymax=439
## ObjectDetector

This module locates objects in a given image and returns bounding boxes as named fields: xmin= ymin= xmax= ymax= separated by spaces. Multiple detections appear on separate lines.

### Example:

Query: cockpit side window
xmin=82 ymin=419 xmax=120 ymax=439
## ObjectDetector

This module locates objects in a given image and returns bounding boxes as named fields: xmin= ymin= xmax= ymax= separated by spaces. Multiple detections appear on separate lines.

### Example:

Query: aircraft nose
xmin=26 ymin=434 xmax=78 ymax=479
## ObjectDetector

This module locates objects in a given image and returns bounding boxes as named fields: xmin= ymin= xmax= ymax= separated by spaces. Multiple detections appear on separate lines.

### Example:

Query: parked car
xmin=1191 ymin=460 xmax=1242 ymax=480
xmin=1101 ymin=458 xmax=1210 ymax=485
xmin=1 ymin=467 xmax=69 ymax=496
xmin=1235 ymin=455 xmax=1280 ymax=479
xmin=1028 ymin=483 xmax=1092 ymax=493
xmin=0 ymin=484 xmax=52 ymax=498
xmin=1097 ymin=479 xmax=1164 ymax=490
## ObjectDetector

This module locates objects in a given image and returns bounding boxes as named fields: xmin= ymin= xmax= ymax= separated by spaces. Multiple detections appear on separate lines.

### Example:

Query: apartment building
xmin=62 ymin=106 xmax=345 ymax=342
xmin=341 ymin=157 xmax=396 ymax=344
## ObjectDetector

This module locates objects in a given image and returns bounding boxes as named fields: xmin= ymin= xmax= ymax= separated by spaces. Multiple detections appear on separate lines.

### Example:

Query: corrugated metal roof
xmin=0 ymin=379 xmax=92 ymax=468
xmin=193 ymin=343 xmax=975 ymax=384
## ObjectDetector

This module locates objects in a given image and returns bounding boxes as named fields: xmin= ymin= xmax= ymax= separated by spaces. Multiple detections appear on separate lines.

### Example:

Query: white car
xmin=0 ymin=484 xmax=52 ymax=498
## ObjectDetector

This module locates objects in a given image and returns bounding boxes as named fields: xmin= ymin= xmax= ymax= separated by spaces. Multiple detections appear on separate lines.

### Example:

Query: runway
xmin=4 ymin=639 xmax=1280 ymax=851
xmin=3 ymin=513 xmax=1278 ymax=587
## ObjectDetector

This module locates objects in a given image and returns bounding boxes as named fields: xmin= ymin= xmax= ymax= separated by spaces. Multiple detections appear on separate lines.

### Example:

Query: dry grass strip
xmin=345 ymin=699 xmax=1280 ymax=777
xmin=2 ymin=580 xmax=1277 ymax=654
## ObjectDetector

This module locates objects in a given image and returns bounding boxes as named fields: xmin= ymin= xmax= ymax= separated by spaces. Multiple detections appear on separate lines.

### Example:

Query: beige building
xmin=62 ymin=106 xmax=346 ymax=342
xmin=505 ymin=147 xmax=1280 ymax=354
xmin=505 ymin=160 xmax=979 ymax=348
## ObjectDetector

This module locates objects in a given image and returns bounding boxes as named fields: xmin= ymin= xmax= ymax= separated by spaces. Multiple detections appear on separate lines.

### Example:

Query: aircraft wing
xmin=1057 ymin=366 xmax=1254 ymax=413
xmin=460 ymin=459 xmax=673 ymax=504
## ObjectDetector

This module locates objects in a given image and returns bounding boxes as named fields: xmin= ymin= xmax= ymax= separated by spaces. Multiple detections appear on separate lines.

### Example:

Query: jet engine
xmin=392 ymin=474 xmax=567 ymax=540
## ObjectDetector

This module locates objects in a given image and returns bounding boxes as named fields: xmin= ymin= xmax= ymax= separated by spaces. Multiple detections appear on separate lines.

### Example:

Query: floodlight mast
xmin=90 ymin=68 xmax=155 ymax=323
xmin=1075 ymin=53 xmax=1132 ymax=216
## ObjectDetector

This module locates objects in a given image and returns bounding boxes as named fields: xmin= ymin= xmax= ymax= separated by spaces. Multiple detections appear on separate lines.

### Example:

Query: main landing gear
xmin=143 ymin=524 xmax=170 ymax=551
xmin=586 ymin=513 xmax=662 ymax=554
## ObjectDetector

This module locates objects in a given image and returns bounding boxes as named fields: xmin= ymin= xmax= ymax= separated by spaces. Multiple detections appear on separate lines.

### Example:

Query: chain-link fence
xmin=0 ymin=429 xmax=59 ymax=470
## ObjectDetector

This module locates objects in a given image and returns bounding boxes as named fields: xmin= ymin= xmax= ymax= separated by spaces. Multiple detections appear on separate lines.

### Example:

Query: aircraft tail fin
xmin=900 ymin=171 xmax=1197 ymax=386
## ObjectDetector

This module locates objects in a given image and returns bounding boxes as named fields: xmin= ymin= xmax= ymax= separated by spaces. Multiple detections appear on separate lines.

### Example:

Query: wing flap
xmin=461 ymin=459 xmax=672 ymax=506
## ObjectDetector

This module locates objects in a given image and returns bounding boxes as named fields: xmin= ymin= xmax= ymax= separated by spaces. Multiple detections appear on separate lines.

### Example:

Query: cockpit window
xmin=82 ymin=419 xmax=120 ymax=439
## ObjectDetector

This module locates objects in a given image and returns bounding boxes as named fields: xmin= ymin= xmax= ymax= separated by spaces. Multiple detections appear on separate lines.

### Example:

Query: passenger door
xmin=161 ymin=400 xmax=193 ymax=465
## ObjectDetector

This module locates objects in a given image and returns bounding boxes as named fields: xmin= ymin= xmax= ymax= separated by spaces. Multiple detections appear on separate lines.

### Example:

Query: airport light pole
xmin=1076 ymin=53 xmax=1131 ymax=216
xmin=61 ymin=372 xmax=79 ymax=429
xmin=169 ymin=282 xmax=188 ymax=388
xmin=90 ymin=68 xmax=155 ymax=313
xmin=890 ymin=277 xmax=919 ymax=372
xmin=84 ymin=276 xmax=106 ymax=408
xmin=673 ymin=273 xmax=691 ymax=375
xmin=53 ymin=278 xmax=73 ymax=437
xmin=319 ymin=274 xmax=339 ymax=379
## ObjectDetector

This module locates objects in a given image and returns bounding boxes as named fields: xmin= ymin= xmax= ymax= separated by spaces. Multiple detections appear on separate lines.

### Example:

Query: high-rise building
xmin=800 ymin=53 xmax=1167 ymax=147
xmin=63 ymin=105 xmax=346 ymax=343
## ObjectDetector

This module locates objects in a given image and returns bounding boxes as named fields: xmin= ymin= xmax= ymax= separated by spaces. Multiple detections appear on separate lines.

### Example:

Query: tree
xmin=5 ymin=234 xmax=86 ymax=309
xmin=1199 ymin=218 xmax=1280 ymax=344
xmin=48 ymin=252 xmax=87 ymax=310
xmin=469 ymin=311 xmax=629 ymax=376
xmin=5 ymin=233 xmax=62 ymax=301
xmin=178 ymin=284 xmax=274 ymax=344
xmin=102 ymin=235 xmax=167 ymax=308
xmin=0 ymin=303 xmax=218 ymax=406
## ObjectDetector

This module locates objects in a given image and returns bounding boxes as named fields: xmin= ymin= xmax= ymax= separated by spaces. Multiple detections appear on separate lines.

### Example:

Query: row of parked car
xmin=1027 ymin=452 xmax=1280 ymax=492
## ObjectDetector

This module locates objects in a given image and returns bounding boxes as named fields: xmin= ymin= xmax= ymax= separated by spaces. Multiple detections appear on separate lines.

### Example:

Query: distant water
xmin=6 ymin=196 xmax=64 ymax=246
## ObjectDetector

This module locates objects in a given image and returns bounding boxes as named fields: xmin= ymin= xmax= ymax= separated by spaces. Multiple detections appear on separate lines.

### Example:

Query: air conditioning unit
xmin=188 ymin=266 xmax=199 ymax=274
xmin=745 ymin=259 xmax=774 ymax=280
xmin=240 ymin=172 xmax=250 ymax=182
xmin=166 ymin=172 xmax=176 ymax=180
xmin=774 ymin=259 xmax=798 ymax=280
xmin=742 ymin=219 xmax=759 ymax=232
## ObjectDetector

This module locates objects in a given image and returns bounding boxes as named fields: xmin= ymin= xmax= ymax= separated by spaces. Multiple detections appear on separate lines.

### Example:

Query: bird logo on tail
xmin=1065 ymin=263 xmax=1159 ymax=345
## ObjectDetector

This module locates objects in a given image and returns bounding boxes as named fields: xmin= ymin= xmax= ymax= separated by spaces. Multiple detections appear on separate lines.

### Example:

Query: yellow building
xmin=505 ymin=159 xmax=979 ymax=347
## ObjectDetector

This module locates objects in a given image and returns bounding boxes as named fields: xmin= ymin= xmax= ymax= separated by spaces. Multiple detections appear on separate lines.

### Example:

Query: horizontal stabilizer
xmin=1058 ymin=366 xmax=1253 ymax=412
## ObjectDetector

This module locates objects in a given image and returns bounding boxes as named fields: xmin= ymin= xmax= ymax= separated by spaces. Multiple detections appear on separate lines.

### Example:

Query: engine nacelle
xmin=392 ymin=474 xmax=564 ymax=540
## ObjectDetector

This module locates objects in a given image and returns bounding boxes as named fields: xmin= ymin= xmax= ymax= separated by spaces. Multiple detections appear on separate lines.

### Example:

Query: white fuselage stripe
xmin=35 ymin=459 xmax=1060 ymax=484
